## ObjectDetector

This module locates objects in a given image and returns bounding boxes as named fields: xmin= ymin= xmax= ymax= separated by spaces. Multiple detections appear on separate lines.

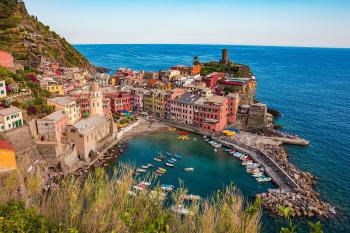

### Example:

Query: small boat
xmin=141 ymin=165 xmax=149 ymax=169
xmin=166 ymin=162 xmax=175 ymax=167
xmin=246 ymin=164 xmax=260 ymax=169
xmin=171 ymin=205 xmax=193 ymax=215
xmin=136 ymin=168 xmax=146 ymax=173
xmin=214 ymin=149 xmax=218 ymax=152
xmin=133 ymin=185 xmax=144 ymax=191
xmin=247 ymin=168 xmax=261 ymax=174
xmin=241 ymin=156 xmax=251 ymax=161
xmin=256 ymin=177 xmax=272 ymax=182
xmin=139 ymin=181 xmax=151 ymax=186
xmin=161 ymin=184 xmax=174 ymax=191
xmin=154 ymin=158 xmax=162 ymax=162
xmin=170 ymin=158 xmax=177 ymax=162
xmin=174 ymin=154 xmax=182 ymax=159
xmin=167 ymin=159 xmax=175 ymax=164
xmin=252 ymin=172 xmax=265 ymax=178
xmin=159 ymin=168 xmax=167 ymax=172
xmin=242 ymin=160 xmax=253 ymax=166
xmin=203 ymin=135 xmax=207 ymax=139
xmin=166 ymin=152 xmax=171 ymax=156
xmin=204 ymin=138 xmax=209 ymax=142
xmin=193 ymin=138 xmax=198 ymax=141
xmin=184 ymin=167 xmax=194 ymax=172
xmin=147 ymin=163 xmax=154 ymax=168
xmin=181 ymin=194 xmax=201 ymax=201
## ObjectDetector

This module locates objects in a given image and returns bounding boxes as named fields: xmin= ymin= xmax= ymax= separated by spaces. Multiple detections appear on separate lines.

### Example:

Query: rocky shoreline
xmin=255 ymin=143 xmax=334 ymax=218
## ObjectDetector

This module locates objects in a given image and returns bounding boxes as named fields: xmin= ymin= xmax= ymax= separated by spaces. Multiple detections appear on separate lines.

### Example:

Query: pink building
xmin=0 ymin=51 xmax=14 ymax=69
xmin=129 ymin=88 xmax=145 ymax=111
xmin=104 ymin=92 xmax=131 ymax=113
xmin=36 ymin=110 xmax=69 ymax=143
xmin=227 ymin=92 xmax=239 ymax=124
xmin=193 ymin=96 xmax=229 ymax=133
xmin=170 ymin=93 xmax=201 ymax=125
xmin=203 ymin=72 xmax=225 ymax=88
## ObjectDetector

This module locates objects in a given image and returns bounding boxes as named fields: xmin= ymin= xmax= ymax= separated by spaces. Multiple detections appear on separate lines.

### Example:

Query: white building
xmin=0 ymin=106 xmax=23 ymax=132
xmin=0 ymin=80 xmax=7 ymax=98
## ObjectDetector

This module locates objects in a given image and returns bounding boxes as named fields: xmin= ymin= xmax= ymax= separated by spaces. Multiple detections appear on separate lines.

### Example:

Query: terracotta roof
xmin=148 ymin=79 xmax=158 ymax=85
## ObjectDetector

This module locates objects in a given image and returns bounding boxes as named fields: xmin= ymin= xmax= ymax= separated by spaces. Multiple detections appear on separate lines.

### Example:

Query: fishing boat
xmin=166 ymin=162 xmax=175 ymax=167
xmin=161 ymin=184 xmax=174 ymax=191
xmin=174 ymin=154 xmax=182 ymax=159
xmin=184 ymin=167 xmax=194 ymax=172
xmin=181 ymin=194 xmax=201 ymax=201
xmin=159 ymin=168 xmax=167 ymax=172
xmin=170 ymin=158 xmax=177 ymax=162
xmin=136 ymin=168 xmax=146 ymax=173
xmin=154 ymin=158 xmax=162 ymax=162
xmin=171 ymin=205 xmax=193 ymax=215
xmin=256 ymin=177 xmax=272 ymax=182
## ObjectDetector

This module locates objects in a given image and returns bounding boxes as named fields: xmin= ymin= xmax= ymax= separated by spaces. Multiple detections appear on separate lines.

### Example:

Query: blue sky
xmin=25 ymin=0 xmax=350 ymax=48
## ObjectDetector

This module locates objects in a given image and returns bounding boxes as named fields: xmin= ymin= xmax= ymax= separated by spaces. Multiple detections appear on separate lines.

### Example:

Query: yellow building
xmin=0 ymin=141 xmax=16 ymax=172
xmin=47 ymin=83 xmax=64 ymax=96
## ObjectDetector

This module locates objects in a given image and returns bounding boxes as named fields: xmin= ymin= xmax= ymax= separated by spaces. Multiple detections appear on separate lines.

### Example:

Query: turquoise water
xmin=119 ymin=132 xmax=274 ymax=198
xmin=75 ymin=44 xmax=350 ymax=232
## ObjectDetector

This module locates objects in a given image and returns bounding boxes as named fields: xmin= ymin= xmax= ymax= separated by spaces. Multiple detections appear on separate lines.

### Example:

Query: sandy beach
xmin=121 ymin=117 xmax=169 ymax=141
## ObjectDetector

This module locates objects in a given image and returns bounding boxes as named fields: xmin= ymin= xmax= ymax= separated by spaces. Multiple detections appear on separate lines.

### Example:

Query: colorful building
xmin=0 ymin=141 xmax=16 ymax=173
xmin=0 ymin=106 xmax=23 ymax=132
xmin=203 ymin=72 xmax=225 ymax=88
xmin=0 ymin=80 xmax=7 ymax=98
xmin=227 ymin=93 xmax=240 ymax=123
xmin=47 ymin=82 xmax=64 ymax=96
xmin=47 ymin=97 xmax=81 ymax=124
xmin=37 ymin=110 xmax=68 ymax=143
xmin=104 ymin=91 xmax=131 ymax=113
xmin=170 ymin=93 xmax=201 ymax=125
xmin=193 ymin=95 xmax=229 ymax=133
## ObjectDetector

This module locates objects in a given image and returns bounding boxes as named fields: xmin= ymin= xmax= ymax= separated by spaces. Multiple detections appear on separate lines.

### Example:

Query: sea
xmin=74 ymin=44 xmax=350 ymax=233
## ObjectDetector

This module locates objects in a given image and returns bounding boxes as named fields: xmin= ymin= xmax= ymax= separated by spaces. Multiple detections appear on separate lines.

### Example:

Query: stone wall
xmin=247 ymin=103 xmax=267 ymax=129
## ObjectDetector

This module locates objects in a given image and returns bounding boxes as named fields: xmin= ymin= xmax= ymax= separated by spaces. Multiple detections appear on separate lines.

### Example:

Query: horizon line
xmin=72 ymin=43 xmax=350 ymax=50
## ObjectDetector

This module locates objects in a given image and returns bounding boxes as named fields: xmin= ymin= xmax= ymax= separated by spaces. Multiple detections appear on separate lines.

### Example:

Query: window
xmin=0 ymin=90 xmax=4 ymax=94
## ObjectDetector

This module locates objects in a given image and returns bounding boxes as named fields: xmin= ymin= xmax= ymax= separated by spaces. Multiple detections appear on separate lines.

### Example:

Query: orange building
xmin=0 ymin=141 xmax=17 ymax=172
xmin=0 ymin=51 xmax=14 ymax=69
xmin=191 ymin=65 xmax=201 ymax=75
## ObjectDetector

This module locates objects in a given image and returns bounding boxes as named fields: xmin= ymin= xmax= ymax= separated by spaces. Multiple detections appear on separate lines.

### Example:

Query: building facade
xmin=37 ymin=110 xmax=68 ymax=143
xmin=0 ymin=80 xmax=7 ymax=98
xmin=47 ymin=97 xmax=81 ymax=124
xmin=0 ymin=106 xmax=23 ymax=132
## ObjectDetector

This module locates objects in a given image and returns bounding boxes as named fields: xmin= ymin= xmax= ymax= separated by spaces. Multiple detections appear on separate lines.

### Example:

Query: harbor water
xmin=75 ymin=44 xmax=350 ymax=232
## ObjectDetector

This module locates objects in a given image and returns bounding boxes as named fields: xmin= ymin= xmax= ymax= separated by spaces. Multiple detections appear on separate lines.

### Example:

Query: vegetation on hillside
xmin=200 ymin=62 xmax=253 ymax=77
xmin=0 ymin=0 xmax=92 ymax=70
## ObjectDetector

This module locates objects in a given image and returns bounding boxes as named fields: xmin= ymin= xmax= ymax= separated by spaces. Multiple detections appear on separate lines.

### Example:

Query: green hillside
xmin=0 ymin=0 xmax=92 ymax=70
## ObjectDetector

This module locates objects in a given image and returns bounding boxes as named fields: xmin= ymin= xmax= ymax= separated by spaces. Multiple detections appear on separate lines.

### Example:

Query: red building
xmin=104 ymin=92 xmax=131 ymax=113
xmin=227 ymin=93 xmax=239 ymax=123
xmin=203 ymin=72 xmax=225 ymax=88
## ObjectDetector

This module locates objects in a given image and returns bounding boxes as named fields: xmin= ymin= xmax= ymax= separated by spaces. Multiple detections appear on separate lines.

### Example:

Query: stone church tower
xmin=89 ymin=82 xmax=103 ymax=116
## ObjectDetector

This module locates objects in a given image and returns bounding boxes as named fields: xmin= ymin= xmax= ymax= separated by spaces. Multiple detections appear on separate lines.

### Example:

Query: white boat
xmin=154 ymin=158 xmax=162 ymax=162
xmin=147 ymin=163 xmax=154 ymax=167
xmin=252 ymin=172 xmax=264 ymax=177
xmin=139 ymin=181 xmax=151 ymax=186
xmin=170 ymin=158 xmax=177 ymax=162
xmin=161 ymin=184 xmax=174 ymax=191
xmin=141 ymin=165 xmax=149 ymax=169
xmin=171 ymin=205 xmax=193 ymax=215
xmin=184 ymin=167 xmax=194 ymax=172
xmin=136 ymin=168 xmax=146 ymax=173
xmin=242 ymin=160 xmax=253 ymax=166
xmin=256 ymin=177 xmax=272 ymax=182
xmin=166 ymin=162 xmax=175 ymax=167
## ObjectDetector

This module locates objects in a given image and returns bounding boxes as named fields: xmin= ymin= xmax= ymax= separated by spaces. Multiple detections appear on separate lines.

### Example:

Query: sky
xmin=24 ymin=0 xmax=350 ymax=48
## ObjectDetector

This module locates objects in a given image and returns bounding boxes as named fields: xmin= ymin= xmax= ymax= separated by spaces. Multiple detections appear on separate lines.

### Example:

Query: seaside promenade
xmin=161 ymin=119 xmax=299 ymax=193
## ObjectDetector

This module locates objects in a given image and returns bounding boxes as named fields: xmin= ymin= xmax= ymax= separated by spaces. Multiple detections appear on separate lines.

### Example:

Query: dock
xmin=162 ymin=120 xmax=299 ymax=193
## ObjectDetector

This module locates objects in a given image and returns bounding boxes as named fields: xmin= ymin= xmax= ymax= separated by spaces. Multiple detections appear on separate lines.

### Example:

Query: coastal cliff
xmin=0 ymin=0 xmax=92 ymax=69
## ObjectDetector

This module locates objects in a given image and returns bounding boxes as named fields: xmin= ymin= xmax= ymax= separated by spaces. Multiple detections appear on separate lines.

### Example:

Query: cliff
xmin=0 ymin=0 xmax=92 ymax=70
